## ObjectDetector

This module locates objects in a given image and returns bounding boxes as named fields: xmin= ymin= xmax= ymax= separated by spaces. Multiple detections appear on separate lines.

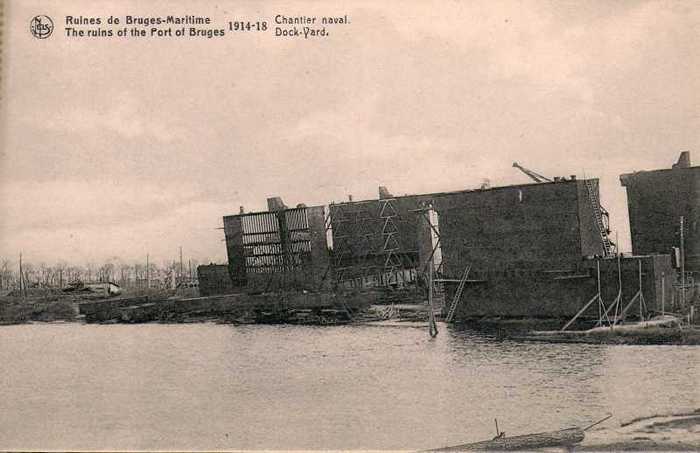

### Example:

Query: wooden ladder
xmin=585 ymin=179 xmax=614 ymax=256
xmin=445 ymin=265 xmax=471 ymax=322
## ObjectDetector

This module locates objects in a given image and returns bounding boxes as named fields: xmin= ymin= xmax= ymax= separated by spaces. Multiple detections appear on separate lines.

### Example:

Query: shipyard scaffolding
xmin=328 ymin=190 xmax=419 ymax=290
xmin=215 ymin=165 xmax=657 ymax=321
xmin=223 ymin=198 xmax=331 ymax=292
xmin=414 ymin=202 xmax=470 ymax=321
xmin=561 ymin=257 xmax=656 ymax=331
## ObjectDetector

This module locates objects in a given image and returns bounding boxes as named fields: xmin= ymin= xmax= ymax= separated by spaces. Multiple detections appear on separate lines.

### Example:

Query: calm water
xmin=0 ymin=323 xmax=698 ymax=450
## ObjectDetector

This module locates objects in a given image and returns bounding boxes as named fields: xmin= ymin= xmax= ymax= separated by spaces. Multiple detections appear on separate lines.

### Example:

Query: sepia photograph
xmin=1 ymin=0 xmax=698 ymax=451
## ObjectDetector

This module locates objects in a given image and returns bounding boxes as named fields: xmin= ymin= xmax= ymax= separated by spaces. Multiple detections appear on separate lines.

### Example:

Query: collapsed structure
xmin=222 ymin=197 xmax=330 ymax=292
xmin=199 ymin=152 xmax=697 ymax=322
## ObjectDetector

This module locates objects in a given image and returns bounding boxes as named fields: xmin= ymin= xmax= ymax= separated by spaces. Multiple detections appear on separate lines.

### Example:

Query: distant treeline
xmin=0 ymin=257 xmax=207 ymax=291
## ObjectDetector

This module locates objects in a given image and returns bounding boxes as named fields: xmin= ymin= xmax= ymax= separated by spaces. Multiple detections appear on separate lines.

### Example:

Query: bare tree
xmin=0 ymin=258 xmax=13 ymax=289
xmin=119 ymin=263 xmax=132 ymax=287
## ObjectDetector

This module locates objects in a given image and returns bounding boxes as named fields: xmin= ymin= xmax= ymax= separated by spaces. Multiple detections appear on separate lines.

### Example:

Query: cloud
xmin=2 ymin=0 xmax=698 ymax=264
xmin=41 ymin=92 xmax=183 ymax=142
xmin=1 ymin=180 xmax=184 ymax=232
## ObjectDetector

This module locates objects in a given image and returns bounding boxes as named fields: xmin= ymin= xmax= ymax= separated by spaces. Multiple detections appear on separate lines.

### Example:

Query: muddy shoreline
xmin=577 ymin=410 xmax=700 ymax=451
xmin=3 ymin=294 xmax=700 ymax=346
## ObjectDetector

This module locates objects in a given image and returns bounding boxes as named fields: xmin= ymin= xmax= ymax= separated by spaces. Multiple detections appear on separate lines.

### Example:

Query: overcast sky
xmin=1 ymin=0 xmax=698 ymax=266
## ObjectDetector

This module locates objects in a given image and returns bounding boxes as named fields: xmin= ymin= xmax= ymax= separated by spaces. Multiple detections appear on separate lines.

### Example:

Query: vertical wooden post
xmin=19 ymin=252 xmax=25 ymax=301
xmin=672 ymin=290 xmax=676 ymax=311
xmin=428 ymin=257 xmax=438 ymax=337
xmin=638 ymin=260 xmax=643 ymax=321
xmin=596 ymin=260 xmax=602 ymax=325
xmin=615 ymin=245 xmax=622 ymax=323
xmin=680 ymin=216 xmax=685 ymax=307
xmin=428 ymin=260 xmax=433 ymax=307
xmin=661 ymin=272 xmax=665 ymax=316
xmin=616 ymin=232 xmax=622 ymax=296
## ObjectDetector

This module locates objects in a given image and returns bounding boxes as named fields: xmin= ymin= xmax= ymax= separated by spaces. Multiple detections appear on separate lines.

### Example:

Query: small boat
xmin=428 ymin=427 xmax=585 ymax=451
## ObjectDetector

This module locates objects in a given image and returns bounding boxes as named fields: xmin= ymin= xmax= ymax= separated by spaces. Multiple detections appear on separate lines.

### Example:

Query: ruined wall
xmin=223 ymin=205 xmax=331 ymax=292
xmin=197 ymin=264 xmax=235 ymax=297
xmin=621 ymin=166 xmax=700 ymax=273
xmin=307 ymin=206 xmax=333 ymax=289
xmin=436 ymin=180 xmax=602 ymax=278
xmin=223 ymin=215 xmax=246 ymax=286
xmin=451 ymin=270 xmax=594 ymax=319
xmin=450 ymin=255 xmax=673 ymax=320
xmin=331 ymin=180 xmax=607 ymax=289
xmin=429 ymin=178 xmax=630 ymax=319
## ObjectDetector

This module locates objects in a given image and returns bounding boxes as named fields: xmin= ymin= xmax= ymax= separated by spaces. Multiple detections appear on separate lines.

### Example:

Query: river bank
xmin=518 ymin=325 xmax=700 ymax=346
xmin=578 ymin=410 xmax=700 ymax=451
xmin=0 ymin=295 xmax=77 ymax=324
xmin=3 ymin=293 xmax=700 ymax=346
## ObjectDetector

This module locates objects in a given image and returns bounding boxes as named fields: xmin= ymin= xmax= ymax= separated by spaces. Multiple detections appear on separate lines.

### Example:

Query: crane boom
xmin=512 ymin=162 xmax=553 ymax=183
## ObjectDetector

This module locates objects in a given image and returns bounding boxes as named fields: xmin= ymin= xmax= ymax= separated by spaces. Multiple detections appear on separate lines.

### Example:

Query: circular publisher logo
xmin=30 ymin=15 xmax=54 ymax=39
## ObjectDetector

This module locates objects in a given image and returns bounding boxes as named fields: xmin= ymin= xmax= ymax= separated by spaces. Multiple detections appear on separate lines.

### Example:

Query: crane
xmin=512 ymin=162 xmax=553 ymax=183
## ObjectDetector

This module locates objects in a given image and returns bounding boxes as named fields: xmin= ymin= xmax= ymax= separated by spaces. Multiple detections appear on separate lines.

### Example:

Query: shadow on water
xmin=446 ymin=322 xmax=607 ymax=375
